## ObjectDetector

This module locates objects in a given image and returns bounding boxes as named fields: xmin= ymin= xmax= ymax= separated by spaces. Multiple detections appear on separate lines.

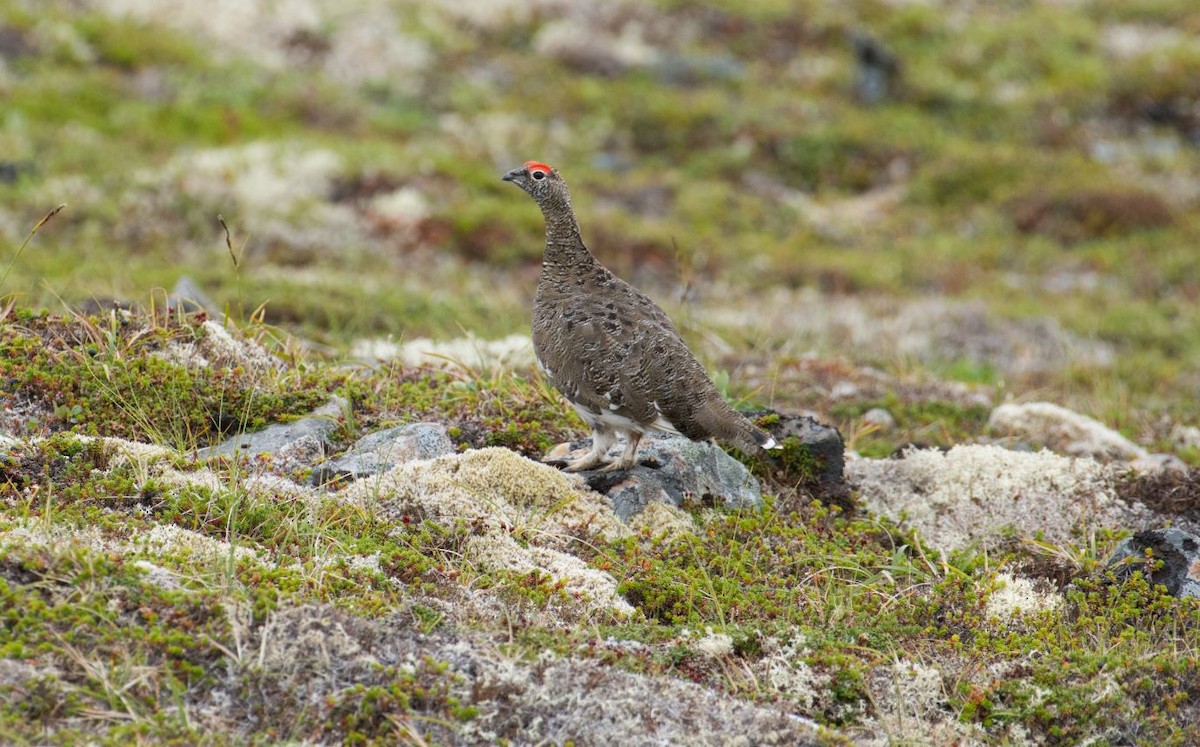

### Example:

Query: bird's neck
xmin=537 ymin=193 xmax=598 ymax=279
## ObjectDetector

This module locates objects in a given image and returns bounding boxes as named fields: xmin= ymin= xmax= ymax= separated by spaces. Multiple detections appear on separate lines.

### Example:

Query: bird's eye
xmin=531 ymin=170 xmax=546 ymax=180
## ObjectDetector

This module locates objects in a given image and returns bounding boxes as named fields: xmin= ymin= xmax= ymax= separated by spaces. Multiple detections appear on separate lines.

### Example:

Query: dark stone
xmin=759 ymin=411 xmax=850 ymax=508
xmin=851 ymin=32 xmax=900 ymax=105
xmin=1106 ymin=528 xmax=1200 ymax=598
xmin=0 ymin=161 xmax=34 ymax=185
xmin=311 ymin=422 xmax=454 ymax=487
xmin=0 ymin=25 xmax=34 ymax=59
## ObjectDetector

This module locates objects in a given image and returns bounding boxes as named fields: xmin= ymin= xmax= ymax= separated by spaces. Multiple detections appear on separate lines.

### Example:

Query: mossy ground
xmin=4 ymin=0 xmax=1200 ymax=743
xmin=0 ymin=313 xmax=1198 ymax=743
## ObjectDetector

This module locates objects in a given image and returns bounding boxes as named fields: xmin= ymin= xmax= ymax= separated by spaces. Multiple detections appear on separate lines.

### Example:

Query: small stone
xmin=200 ymin=396 xmax=346 ymax=461
xmin=311 ymin=423 xmax=454 ymax=486
xmin=1107 ymin=528 xmax=1200 ymax=598
xmin=830 ymin=382 xmax=860 ymax=400
xmin=851 ymin=32 xmax=901 ymax=106
xmin=169 ymin=275 xmax=220 ymax=316
xmin=761 ymin=412 xmax=849 ymax=508
xmin=862 ymin=407 xmax=896 ymax=431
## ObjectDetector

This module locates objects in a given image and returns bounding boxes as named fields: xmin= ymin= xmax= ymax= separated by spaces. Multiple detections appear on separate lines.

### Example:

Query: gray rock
xmin=200 ymin=396 xmax=346 ymax=460
xmin=311 ymin=422 xmax=454 ymax=486
xmin=1129 ymin=453 xmax=1189 ymax=474
xmin=1107 ymin=528 xmax=1200 ymax=598
xmin=862 ymin=407 xmax=896 ymax=431
xmin=170 ymin=275 xmax=220 ymax=317
xmin=552 ymin=434 xmax=762 ymax=522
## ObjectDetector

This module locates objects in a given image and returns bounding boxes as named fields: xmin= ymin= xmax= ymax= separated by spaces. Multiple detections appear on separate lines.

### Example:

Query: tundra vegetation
xmin=3 ymin=0 xmax=1200 ymax=744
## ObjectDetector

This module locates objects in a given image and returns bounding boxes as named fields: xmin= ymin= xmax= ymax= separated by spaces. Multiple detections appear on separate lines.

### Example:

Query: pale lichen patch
xmin=855 ymin=659 xmax=984 ymax=747
xmin=342 ymin=447 xmax=629 ymax=546
xmin=139 ymin=524 xmax=263 ymax=564
xmin=157 ymin=320 xmax=279 ymax=378
xmin=985 ymin=572 xmax=1062 ymax=622
xmin=340 ymin=447 xmax=633 ymax=620
xmin=849 ymin=445 xmax=1152 ymax=551
xmin=627 ymin=500 xmax=696 ymax=541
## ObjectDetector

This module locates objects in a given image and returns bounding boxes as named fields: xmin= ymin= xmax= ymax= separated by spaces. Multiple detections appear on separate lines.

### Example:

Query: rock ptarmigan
xmin=503 ymin=160 xmax=778 ymax=472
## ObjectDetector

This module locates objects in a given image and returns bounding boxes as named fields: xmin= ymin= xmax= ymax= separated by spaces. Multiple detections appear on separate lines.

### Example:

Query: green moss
xmin=829 ymin=395 xmax=991 ymax=457
xmin=74 ymin=16 xmax=209 ymax=70
xmin=0 ymin=314 xmax=332 ymax=449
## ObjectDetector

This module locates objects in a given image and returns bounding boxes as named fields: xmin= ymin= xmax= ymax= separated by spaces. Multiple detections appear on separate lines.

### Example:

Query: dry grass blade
xmin=216 ymin=213 xmax=238 ymax=269
xmin=0 ymin=204 xmax=66 ymax=295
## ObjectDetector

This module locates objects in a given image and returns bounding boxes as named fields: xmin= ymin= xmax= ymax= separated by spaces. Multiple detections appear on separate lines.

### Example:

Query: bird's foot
xmin=595 ymin=456 xmax=639 ymax=473
xmin=563 ymin=453 xmax=611 ymax=472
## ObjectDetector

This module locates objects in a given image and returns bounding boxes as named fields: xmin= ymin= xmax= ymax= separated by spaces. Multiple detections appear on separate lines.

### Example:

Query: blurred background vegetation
xmin=2 ymin=0 xmax=1199 ymax=453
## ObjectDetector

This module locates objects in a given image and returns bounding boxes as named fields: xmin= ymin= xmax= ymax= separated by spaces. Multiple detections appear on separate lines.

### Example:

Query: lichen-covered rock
xmin=987 ymin=401 xmax=1146 ymax=461
xmin=200 ymin=395 xmax=345 ymax=460
xmin=1107 ymin=528 xmax=1200 ymax=598
xmin=343 ymin=447 xmax=627 ymax=544
xmin=339 ymin=447 xmax=632 ymax=620
xmin=311 ymin=422 xmax=454 ymax=486
xmin=849 ymin=445 xmax=1154 ymax=551
xmin=464 ymin=534 xmax=634 ymax=617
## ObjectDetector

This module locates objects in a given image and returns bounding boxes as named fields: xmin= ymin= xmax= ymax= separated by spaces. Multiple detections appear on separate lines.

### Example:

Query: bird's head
xmin=501 ymin=161 xmax=564 ymax=204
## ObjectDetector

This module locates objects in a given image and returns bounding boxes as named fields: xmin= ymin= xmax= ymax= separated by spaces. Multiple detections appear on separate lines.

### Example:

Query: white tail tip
xmin=762 ymin=437 xmax=782 ymax=450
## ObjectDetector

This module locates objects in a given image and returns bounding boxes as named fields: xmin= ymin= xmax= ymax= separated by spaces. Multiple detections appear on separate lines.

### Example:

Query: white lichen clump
xmin=140 ymin=524 xmax=262 ymax=564
xmin=849 ymin=444 xmax=1150 ymax=551
xmin=985 ymin=572 xmax=1061 ymax=622
xmin=157 ymin=321 xmax=279 ymax=377
xmin=760 ymin=630 xmax=823 ymax=710
xmin=627 ymin=500 xmax=696 ymax=540
xmin=693 ymin=630 xmax=734 ymax=659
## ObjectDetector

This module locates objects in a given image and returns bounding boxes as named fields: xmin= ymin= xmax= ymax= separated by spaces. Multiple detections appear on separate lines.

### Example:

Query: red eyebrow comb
xmin=524 ymin=161 xmax=553 ymax=173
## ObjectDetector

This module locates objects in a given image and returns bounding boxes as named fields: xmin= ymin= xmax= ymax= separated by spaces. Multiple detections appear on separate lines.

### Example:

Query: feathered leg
xmin=599 ymin=431 xmax=642 ymax=472
xmin=564 ymin=427 xmax=618 ymax=472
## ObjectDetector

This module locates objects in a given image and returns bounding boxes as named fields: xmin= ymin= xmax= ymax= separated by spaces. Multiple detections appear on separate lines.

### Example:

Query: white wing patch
xmin=573 ymin=402 xmax=674 ymax=434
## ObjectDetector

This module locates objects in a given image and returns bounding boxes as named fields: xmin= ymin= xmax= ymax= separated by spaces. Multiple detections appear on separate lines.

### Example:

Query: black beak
xmin=501 ymin=168 xmax=524 ymax=182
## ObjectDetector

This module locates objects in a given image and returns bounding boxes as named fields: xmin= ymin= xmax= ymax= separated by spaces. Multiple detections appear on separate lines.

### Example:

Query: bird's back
xmin=534 ymin=261 xmax=764 ymax=450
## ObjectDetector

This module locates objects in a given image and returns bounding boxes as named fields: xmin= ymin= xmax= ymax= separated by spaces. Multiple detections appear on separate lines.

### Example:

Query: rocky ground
xmin=4 ymin=0 xmax=1200 ymax=744
xmin=3 ymin=313 xmax=1200 ymax=745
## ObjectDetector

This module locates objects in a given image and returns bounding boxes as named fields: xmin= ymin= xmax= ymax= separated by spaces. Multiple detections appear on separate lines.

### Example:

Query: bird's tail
xmin=697 ymin=399 xmax=781 ymax=454
xmin=734 ymin=420 xmax=780 ymax=454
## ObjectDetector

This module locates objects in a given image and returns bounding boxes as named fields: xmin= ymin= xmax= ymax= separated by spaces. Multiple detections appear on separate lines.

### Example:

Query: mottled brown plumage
xmin=503 ymin=161 xmax=778 ymax=471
